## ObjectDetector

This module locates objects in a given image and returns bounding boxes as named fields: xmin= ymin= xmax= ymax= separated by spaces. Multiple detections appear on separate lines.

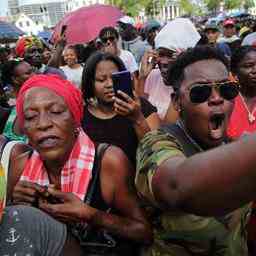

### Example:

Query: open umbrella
xmin=37 ymin=30 xmax=53 ymax=42
xmin=52 ymin=4 xmax=123 ymax=45
xmin=0 ymin=21 xmax=24 ymax=43
xmin=242 ymin=32 xmax=256 ymax=46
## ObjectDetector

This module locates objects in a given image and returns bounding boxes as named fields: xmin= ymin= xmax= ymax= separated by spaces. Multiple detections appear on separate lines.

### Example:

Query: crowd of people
xmin=1 ymin=14 xmax=256 ymax=256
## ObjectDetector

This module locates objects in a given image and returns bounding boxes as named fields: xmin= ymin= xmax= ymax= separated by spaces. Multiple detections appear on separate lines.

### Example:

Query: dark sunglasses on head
xmin=189 ymin=81 xmax=239 ymax=104
xmin=101 ymin=36 xmax=116 ymax=44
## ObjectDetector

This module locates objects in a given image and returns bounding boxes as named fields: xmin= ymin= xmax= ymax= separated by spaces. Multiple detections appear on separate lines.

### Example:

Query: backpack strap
xmin=160 ymin=123 xmax=201 ymax=157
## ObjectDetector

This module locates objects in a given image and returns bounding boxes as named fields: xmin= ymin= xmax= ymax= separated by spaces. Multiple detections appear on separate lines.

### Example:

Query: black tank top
xmin=82 ymin=97 xmax=157 ymax=166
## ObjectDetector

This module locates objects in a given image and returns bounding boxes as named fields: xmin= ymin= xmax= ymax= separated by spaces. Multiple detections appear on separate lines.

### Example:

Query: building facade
xmin=19 ymin=0 xmax=67 ymax=27
xmin=153 ymin=0 xmax=180 ymax=22
xmin=8 ymin=0 xmax=20 ymax=16
xmin=15 ymin=13 xmax=44 ymax=35
xmin=66 ymin=0 xmax=105 ymax=12
xmin=8 ymin=0 xmax=106 ymax=28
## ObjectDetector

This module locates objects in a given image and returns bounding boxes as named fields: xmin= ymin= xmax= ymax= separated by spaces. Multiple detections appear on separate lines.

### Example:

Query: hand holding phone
xmin=37 ymin=186 xmax=62 ymax=204
xmin=112 ymin=70 xmax=134 ymax=99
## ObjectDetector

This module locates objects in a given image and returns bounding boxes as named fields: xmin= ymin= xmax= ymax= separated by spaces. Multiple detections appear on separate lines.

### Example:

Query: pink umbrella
xmin=52 ymin=4 xmax=123 ymax=45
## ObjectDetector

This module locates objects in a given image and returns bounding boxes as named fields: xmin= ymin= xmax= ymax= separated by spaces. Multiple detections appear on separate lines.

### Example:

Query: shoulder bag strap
xmin=84 ymin=143 xmax=111 ymax=205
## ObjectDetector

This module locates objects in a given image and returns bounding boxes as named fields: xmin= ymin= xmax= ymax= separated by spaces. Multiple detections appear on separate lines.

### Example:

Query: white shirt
xmin=119 ymin=49 xmax=138 ymax=74
xmin=60 ymin=65 xmax=83 ymax=88
xmin=144 ymin=68 xmax=173 ymax=120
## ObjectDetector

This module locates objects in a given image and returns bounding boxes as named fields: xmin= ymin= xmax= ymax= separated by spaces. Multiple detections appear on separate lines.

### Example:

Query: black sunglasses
xmin=188 ymin=81 xmax=239 ymax=104
xmin=101 ymin=36 xmax=116 ymax=44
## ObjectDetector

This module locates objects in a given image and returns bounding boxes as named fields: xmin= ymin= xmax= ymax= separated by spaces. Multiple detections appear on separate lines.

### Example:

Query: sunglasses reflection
xmin=188 ymin=81 xmax=239 ymax=104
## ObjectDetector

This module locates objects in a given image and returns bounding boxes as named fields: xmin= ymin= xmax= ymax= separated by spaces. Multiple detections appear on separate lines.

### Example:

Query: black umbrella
xmin=0 ymin=21 xmax=24 ymax=43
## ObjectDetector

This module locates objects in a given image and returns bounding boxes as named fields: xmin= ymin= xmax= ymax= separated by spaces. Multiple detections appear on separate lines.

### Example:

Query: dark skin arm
xmin=37 ymin=146 xmax=152 ymax=244
xmin=7 ymin=140 xmax=152 ymax=244
xmin=137 ymin=50 xmax=157 ymax=97
xmin=8 ymin=144 xmax=45 ymax=205
xmin=88 ymin=146 xmax=152 ymax=243
xmin=47 ymin=36 xmax=66 ymax=68
xmin=152 ymin=133 xmax=256 ymax=216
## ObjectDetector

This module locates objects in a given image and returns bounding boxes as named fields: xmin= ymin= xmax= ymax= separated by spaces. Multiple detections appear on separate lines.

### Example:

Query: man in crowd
xmin=205 ymin=23 xmax=220 ymax=44
xmin=136 ymin=46 xmax=255 ymax=256
xmin=218 ymin=19 xmax=241 ymax=54
xmin=99 ymin=26 xmax=138 ymax=75
xmin=15 ymin=35 xmax=66 ymax=78
xmin=143 ymin=20 xmax=161 ymax=49
xmin=218 ymin=19 xmax=239 ymax=44
xmin=204 ymin=23 xmax=232 ymax=59
xmin=139 ymin=18 xmax=200 ymax=123
xmin=118 ymin=16 xmax=149 ymax=64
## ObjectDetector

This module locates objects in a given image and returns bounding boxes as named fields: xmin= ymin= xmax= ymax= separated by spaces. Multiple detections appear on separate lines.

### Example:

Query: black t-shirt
xmin=82 ymin=97 xmax=157 ymax=166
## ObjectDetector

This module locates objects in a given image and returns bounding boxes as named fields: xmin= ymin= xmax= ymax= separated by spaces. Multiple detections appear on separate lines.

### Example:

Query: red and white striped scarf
xmin=20 ymin=130 xmax=95 ymax=200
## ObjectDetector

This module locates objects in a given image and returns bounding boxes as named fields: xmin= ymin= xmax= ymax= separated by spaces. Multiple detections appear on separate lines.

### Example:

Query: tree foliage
xmin=203 ymin=0 xmax=221 ymax=13
xmin=179 ymin=0 xmax=195 ymax=15
xmin=243 ymin=0 xmax=255 ymax=10
xmin=178 ymin=0 xmax=204 ymax=15
xmin=224 ymin=0 xmax=240 ymax=10
xmin=106 ymin=0 xmax=165 ymax=17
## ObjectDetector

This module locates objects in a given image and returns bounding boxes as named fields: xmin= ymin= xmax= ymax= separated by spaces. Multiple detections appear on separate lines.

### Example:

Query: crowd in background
xmin=1 ymin=14 xmax=256 ymax=256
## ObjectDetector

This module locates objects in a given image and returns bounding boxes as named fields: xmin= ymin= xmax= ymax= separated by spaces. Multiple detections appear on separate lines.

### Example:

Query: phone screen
xmin=112 ymin=70 xmax=133 ymax=98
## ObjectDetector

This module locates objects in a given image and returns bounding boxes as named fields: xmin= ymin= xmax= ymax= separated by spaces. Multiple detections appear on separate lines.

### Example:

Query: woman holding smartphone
xmin=82 ymin=52 xmax=160 ymax=166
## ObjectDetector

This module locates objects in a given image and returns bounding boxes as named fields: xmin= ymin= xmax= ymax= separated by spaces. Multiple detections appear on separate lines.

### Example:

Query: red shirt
xmin=227 ymin=94 xmax=256 ymax=139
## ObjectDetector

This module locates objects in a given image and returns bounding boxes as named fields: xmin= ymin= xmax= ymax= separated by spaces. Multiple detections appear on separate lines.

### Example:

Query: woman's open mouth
xmin=208 ymin=113 xmax=226 ymax=140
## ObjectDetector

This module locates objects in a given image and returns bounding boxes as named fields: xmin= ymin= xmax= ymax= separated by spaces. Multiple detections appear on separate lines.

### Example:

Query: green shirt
xmin=136 ymin=130 xmax=251 ymax=256
xmin=3 ymin=108 xmax=27 ymax=143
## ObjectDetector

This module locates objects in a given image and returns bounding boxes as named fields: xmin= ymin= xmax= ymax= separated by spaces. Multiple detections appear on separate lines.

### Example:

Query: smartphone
xmin=112 ymin=70 xmax=133 ymax=98
xmin=60 ymin=25 xmax=67 ymax=36
xmin=37 ymin=186 xmax=62 ymax=204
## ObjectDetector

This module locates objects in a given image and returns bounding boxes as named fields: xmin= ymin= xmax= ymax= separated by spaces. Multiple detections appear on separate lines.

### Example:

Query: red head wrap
xmin=16 ymin=74 xmax=83 ymax=129
xmin=15 ymin=36 xmax=43 ymax=58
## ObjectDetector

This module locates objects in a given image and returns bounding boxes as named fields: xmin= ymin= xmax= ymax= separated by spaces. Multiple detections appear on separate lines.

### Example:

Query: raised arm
xmin=47 ymin=37 xmax=66 ymax=68
xmin=136 ymin=130 xmax=256 ymax=217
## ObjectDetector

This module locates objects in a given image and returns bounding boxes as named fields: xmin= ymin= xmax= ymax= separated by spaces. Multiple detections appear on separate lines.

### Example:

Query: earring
xmin=74 ymin=127 xmax=79 ymax=137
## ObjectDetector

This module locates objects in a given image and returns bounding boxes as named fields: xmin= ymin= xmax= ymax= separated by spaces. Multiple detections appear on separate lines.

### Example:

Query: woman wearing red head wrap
xmin=0 ymin=74 xmax=152 ymax=255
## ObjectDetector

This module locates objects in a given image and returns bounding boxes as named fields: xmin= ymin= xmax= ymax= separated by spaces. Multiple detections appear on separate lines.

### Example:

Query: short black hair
xmin=231 ymin=46 xmax=256 ymax=74
xmin=99 ymin=26 xmax=119 ymax=40
xmin=1 ymin=59 xmax=23 ymax=85
xmin=82 ymin=51 xmax=126 ymax=101
xmin=168 ymin=46 xmax=229 ymax=92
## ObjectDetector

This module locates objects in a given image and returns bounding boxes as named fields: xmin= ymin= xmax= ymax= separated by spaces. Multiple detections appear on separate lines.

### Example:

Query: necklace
xmin=239 ymin=93 xmax=256 ymax=124
xmin=176 ymin=120 xmax=204 ymax=152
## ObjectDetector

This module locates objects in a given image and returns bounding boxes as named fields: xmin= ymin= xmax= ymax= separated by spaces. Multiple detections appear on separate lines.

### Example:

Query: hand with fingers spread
xmin=114 ymin=90 xmax=144 ymax=122
xmin=39 ymin=187 xmax=95 ymax=223
xmin=12 ymin=180 xmax=45 ymax=206
xmin=139 ymin=50 xmax=157 ymax=80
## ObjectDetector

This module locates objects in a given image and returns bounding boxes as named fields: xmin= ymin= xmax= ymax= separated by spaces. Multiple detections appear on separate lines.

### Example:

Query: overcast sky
xmin=0 ymin=0 xmax=8 ymax=16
